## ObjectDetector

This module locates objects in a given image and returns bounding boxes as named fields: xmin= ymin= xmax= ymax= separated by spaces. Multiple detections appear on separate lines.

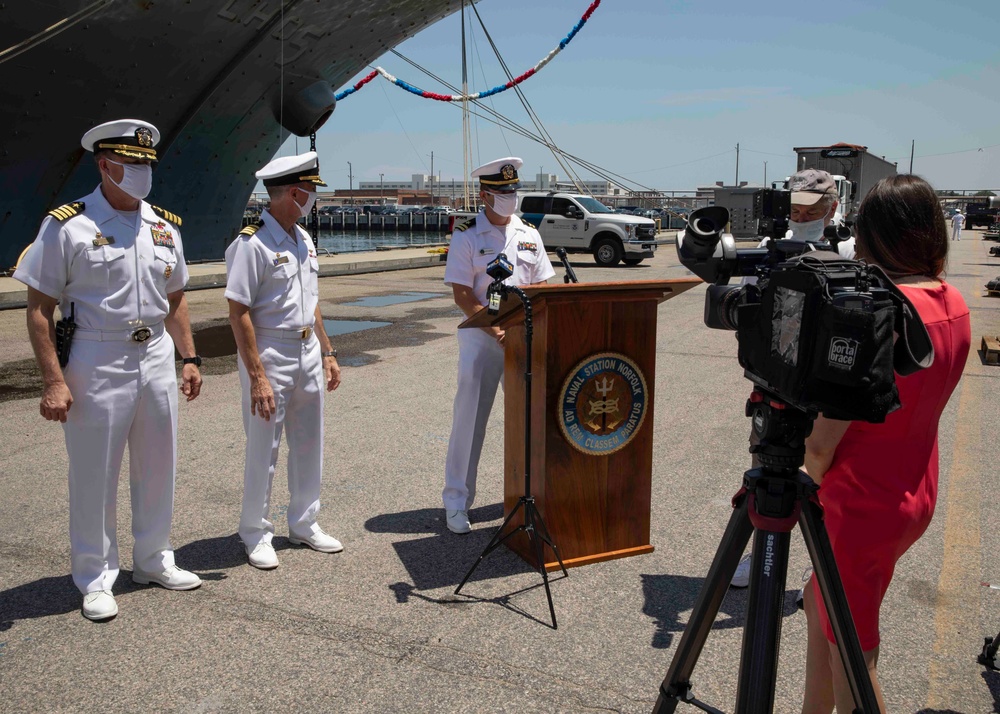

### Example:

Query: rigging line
xmin=279 ymin=0 xmax=284 ymax=153
xmin=386 ymin=48 xmax=655 ymax=194
xmin=886 ymin=142 xmax=1000 ymax=161
xmin=629 ymin=149 xmax=737 ymax=175
xmin=469 ymin=25 xmax=510 ymax=158
xmin=374 ymin=74 xmax=430 ymax=174
xmin=470 ymin=3 xmax=586 ymax=195
xmin=740 ymin=148 xmax=792 ymax=158
xmin=0 ymin=0 xmax=114 ymax=65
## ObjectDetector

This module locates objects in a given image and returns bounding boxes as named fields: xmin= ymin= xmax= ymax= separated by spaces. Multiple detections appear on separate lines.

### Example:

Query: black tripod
xmin=454 ymin=279 xmax=568 ymax=628
xmin=652 ymin=389 xmax=881 ymax=713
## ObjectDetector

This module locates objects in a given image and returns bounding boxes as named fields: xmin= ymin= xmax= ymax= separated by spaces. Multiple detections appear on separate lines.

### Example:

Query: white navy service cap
xmin=81 ymin=119 xmax=160 ymax=160
xmin=472 ymin=156 xmax=523 ymax=192
xmin=256 ymin=151 xmax=328 ymax=187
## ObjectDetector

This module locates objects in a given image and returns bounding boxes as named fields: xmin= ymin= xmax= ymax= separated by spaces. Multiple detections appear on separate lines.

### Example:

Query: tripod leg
xmin=530 ymin=502 xmax=569 ymax=577
xmin=652 ymin=498 xmax=755 ymax=713
xmin=798 ymin=497 xmax=881 ymax=713
xmin=734 ymin=528 xmax=791 ymax=713
xmin=454 ymin=499 xmax=526 ymax=596
xmin=525 ymin=501 xmax=559 ymax=629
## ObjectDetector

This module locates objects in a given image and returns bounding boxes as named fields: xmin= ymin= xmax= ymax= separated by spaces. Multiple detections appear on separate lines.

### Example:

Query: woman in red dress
xmin=800 ymin=175 xmax=971 ymax=713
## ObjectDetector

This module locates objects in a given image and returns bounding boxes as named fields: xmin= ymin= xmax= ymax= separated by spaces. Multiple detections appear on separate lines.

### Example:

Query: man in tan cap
xmin=13 ymin=119 xmax=204 ymax=621
xmin=225 ymin=151 xmax=343 ymax=570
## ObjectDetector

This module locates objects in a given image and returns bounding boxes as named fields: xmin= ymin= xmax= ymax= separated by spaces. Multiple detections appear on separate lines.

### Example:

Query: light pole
xmin=347 ymin=161 xmax=353 ymax=205
xmin=763 ymin=161 xmax=768 ymax=187
xmin=379 ymin=173 xmax=384 ymax=205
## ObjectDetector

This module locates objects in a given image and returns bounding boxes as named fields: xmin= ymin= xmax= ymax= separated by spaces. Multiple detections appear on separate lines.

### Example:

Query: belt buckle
xmin=131 ymin=327 xmax=153 ymax=343
xmin=300 ymin=327 xmax=313 ymax=340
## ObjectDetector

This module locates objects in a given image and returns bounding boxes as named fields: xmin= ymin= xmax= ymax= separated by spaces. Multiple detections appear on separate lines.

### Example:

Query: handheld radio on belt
xmin=55 ymin=302 xmax=76 ymax=368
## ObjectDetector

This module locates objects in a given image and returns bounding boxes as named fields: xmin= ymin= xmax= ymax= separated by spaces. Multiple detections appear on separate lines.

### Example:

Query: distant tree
xmin=973 ymin=190 xmax=996 ymax=196
xmin=938 ymin=190 xmax=960 ymax=196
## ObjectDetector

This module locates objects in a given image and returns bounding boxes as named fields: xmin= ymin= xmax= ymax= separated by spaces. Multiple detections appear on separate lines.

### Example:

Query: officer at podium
xmin=13 ymin=119 xmax=203 ymax=621
xmin=442 ymin=157 xmax=555 ymax=534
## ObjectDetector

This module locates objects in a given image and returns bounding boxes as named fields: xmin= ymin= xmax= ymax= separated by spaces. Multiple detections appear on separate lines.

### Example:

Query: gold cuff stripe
xmin=97 ymin=143 xmax=157 ymax=156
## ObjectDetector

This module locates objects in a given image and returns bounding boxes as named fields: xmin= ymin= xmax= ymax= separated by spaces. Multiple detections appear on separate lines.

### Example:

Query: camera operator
xmin=732 ymin=169 xmax=856 ymax=588
xmin=799 ymin=175 xmax=970 ymax=714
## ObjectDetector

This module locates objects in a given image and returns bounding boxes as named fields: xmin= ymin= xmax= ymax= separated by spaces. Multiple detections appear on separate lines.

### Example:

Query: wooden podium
xmin=460 ymin=278 xmax=699 ymax=571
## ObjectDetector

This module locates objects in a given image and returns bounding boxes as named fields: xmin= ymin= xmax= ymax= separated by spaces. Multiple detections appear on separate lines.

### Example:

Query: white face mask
xmin=789 ymin=215 xmax=827 ymax=242
xmin=294 ymin=188 xmax=317 ymax=218
xmin=485 ymin=191 xmax=517 ymax=218
xmin=105 ymin=159 xmax=152 ymax=200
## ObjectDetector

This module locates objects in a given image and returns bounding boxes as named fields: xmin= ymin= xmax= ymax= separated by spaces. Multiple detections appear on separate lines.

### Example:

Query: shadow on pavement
xmin=173 ymin=533 xmax=255 ymax=577
xmin=0 ymin=575 xmax=79 ymax=628
xmin=364 ymin=503 xmax=503 ymax=534
xmin=641 ymin=573 xmax=800 ymax=649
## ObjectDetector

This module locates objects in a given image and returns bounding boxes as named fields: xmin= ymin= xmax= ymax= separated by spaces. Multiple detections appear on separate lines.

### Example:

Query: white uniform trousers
xmin=62 ymin=329 xmax=179 ymax=595
xmin=442 ymin=328 xmax=505 ymax=511
xmin=238 ymin=334 xmax=324 ymax=549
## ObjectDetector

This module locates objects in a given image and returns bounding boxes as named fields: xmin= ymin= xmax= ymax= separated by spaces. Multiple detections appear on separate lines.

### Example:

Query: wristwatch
xmin=182 ymin=356 xmax=202 ymax=367
xmin=322 ymin=350 xmax=338 ymax=358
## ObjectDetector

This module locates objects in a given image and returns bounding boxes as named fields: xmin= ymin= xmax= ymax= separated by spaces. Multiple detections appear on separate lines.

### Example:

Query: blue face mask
xmin=788 ymin=216 xmax=826 ymax=242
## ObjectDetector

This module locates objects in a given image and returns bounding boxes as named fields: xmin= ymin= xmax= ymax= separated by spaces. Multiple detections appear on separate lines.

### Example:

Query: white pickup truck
xmin=449 ymin=192 xmax=659 ymax=267
xmin=518 ymin=192 xmax=658 ymax=266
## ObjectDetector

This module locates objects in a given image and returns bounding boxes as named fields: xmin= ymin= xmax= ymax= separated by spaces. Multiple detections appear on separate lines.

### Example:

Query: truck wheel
xmin=623 ymin=258 xmax=644 ymax=266
xmin=593 ymin=237 xmax=623 ymax=266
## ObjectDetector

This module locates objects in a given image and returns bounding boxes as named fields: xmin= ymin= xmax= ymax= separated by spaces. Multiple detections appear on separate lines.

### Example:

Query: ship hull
xmin=0 ymin=0 xmax=465 ymax=268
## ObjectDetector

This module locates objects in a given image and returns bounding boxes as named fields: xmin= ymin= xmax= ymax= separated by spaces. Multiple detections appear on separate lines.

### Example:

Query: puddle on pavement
xmin=341 ymin=292 xmax=441 ymax=308
xmin=323 ymin=319 xmax=391 ymax=336
xmin=189 ymin=320 xmax=391 ymax=361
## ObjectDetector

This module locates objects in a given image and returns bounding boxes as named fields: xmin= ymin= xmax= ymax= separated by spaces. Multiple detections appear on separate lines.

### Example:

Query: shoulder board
xmin=151 ymin=205 xmax=182 ymax=226
xmin=238 ymin=220 xmax=264 ymax=237
xmin=47 ymin=201 xmax=86 ymax=222
xmin=453 ymin=216 xmax=477 ymax=232
xmin=521 ymin=219 xmax=537 ymax=229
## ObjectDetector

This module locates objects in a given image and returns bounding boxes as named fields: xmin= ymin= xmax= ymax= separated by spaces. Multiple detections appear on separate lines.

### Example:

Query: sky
xmin=283 ymin=0 xmax=1000 ymax=194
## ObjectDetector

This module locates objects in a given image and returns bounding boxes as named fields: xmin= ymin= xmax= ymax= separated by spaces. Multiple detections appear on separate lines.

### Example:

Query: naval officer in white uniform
xmin=14 ymin=119 xmax=204 ymax=621
xmin=225 ymin=152 xmax=343 ymax=569
xmin=442 ymin=157 xmax=555 ymax=534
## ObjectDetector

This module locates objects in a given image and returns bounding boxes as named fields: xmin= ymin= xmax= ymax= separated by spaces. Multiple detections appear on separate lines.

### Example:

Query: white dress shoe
xmin=246 ymin=542 xmax=279 ymax=569
xmin=82 ymin=590 xmax=118 ymax=621
xmin=289 ymin=529 xmax=344 ymax=554
xmin=132 ymin=565 xmax=202 ymax=590
xmin=446 ymin=509 xmax=471 ymax=535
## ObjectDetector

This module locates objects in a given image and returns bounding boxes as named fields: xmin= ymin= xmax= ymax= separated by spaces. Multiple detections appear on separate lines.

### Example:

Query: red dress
xmin=813 ymin=282 xmax=971 ymax=650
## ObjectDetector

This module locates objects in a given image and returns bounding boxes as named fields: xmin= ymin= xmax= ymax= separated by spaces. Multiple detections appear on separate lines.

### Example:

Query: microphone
xmin=485 ymin=253 xmax=513 ymax=314
xmin=555 ymin=247 xmax=578 ymax=284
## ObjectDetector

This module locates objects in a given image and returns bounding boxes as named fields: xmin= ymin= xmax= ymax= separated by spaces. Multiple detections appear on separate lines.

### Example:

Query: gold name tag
xmin=273 ymin=254 xmax=290 ymax=266
xmin=93 ymin=234 xmax=115 ymax=247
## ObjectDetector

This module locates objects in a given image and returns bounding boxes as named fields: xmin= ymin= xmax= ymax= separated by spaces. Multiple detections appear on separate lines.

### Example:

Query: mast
xmin=461 ymin=1 xmax=472 ymax=211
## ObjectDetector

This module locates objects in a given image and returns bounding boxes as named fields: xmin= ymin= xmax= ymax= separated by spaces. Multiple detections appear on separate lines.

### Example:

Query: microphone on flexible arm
xmin=554 ymin=247 xmax=579 ymax=284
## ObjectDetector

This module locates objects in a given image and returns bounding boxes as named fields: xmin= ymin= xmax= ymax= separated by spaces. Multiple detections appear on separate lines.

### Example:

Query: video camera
xmin=676 ymin=205 xmax=933 ymax=423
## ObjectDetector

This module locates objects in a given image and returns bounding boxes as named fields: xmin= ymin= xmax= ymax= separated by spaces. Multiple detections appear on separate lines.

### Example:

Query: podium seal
xmin=558 ymin=352 xmax=649 ymax=456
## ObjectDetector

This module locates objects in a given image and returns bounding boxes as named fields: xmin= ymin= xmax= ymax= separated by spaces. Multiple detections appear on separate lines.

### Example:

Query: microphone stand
xmin=454 ymin=277 xmax=568 ymax=629
xmin=555 ymin=247 xmax=579 ymax=284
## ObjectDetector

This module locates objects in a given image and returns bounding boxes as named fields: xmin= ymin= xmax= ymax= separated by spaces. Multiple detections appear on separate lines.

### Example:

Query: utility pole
xmin=764 ymin=161 xmax=768 ymax=187
xmin=909 ymin=140 xmax=915 ymax=174
xmin=735 ymin=142 xmax=740 ymax=186
xmin=347 ymin=161 xmax=353 ymax=205
xmin=430 ymin=151 xmax=434 ymax=205
xmin=379 ymin=173 xmax=384 ymax=204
